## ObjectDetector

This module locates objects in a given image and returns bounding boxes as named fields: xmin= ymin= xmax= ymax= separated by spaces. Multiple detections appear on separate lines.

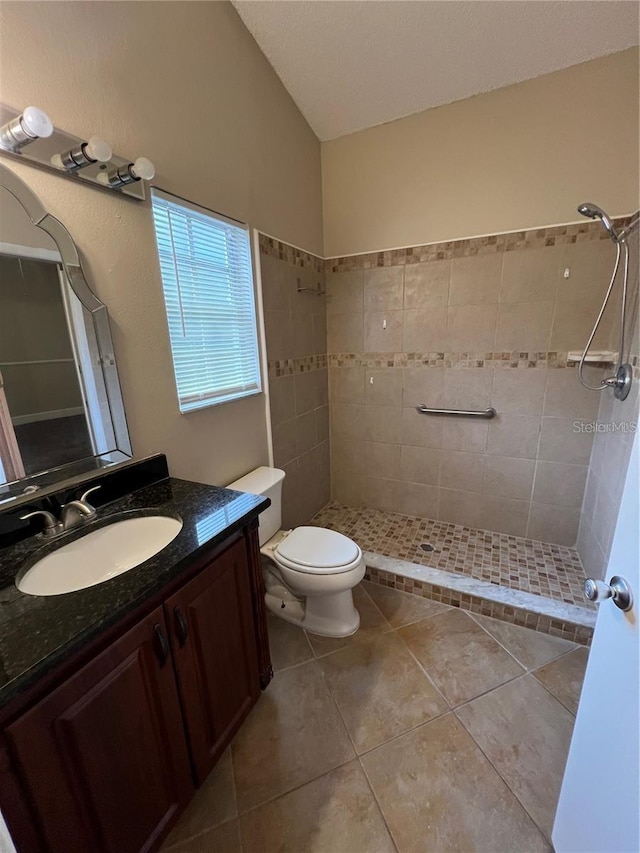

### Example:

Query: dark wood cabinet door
xmin=166 ymin=537 xmax=260 ymax=783
xmin=6 ymin=607 xmax=192 ymax=853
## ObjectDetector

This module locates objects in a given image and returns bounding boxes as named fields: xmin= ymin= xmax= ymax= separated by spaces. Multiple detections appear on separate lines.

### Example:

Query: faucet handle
xmin=20 ymin=510 xmax=62 ymax=538
xmin=78 ymin=484 xmax=101 ymax=505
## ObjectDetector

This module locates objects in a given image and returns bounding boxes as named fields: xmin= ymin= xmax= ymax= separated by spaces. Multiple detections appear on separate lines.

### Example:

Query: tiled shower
xmin=259 ymin=218 xmax=639 ymax=606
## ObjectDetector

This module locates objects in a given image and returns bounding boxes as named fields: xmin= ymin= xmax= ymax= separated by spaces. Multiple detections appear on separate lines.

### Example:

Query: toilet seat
xmin=273 ymin=526 xmax=362 ymax=575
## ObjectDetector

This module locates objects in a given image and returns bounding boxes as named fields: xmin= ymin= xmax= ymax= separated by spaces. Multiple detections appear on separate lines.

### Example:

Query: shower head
xmin=577 ymin=202 xmax=619 ymax=242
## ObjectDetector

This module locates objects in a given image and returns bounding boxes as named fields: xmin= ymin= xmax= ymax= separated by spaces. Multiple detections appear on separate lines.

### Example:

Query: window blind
xmin=151 ymin=189 xmax=262 ymax=413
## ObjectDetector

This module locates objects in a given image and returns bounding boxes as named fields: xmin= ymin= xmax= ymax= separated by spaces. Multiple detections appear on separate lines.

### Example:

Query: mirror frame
xmin=0 ymin=162 xmax=132 ymax=501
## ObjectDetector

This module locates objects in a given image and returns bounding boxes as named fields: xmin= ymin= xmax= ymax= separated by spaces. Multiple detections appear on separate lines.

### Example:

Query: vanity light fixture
xmin=0 ymin=106 xmax=53 ymax=152
xmin=51 ymin=136 xmax=112 ymax=172
xmin=97 ymin=156 xmax=155 ymax=188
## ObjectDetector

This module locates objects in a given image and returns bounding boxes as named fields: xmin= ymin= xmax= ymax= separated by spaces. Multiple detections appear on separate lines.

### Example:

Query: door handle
xmin=584 ymin=576 xmax=633 ymax=612
xmin=153 ymin=623 xmax=170 ymax=665
xmin=173 ymin=606 xmax=189 ymax=647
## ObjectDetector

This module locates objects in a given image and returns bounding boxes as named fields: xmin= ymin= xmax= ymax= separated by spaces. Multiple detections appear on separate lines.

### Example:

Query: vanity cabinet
xmin=5 ymin=607 xmax=192 ymax=853
xmin=166 ymin=538 xmax=259 ymax=784
xmin=1 ymin=529 xmax=269 ymax=853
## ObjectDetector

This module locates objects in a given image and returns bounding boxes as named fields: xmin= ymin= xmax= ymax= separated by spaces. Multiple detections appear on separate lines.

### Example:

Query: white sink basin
xmin=17 ymin=515 xmax=183 ymax=597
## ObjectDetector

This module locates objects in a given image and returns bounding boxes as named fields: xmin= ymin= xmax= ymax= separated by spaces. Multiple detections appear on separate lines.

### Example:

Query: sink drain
xmin=420 ymin=543 xmax=435 ymax=553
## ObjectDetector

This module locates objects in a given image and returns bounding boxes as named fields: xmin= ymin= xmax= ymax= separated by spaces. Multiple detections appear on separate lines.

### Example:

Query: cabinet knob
xmin=153 ymin=624 xmax=169 ymax=666
xmin=173 ymin=607 xmax=189 ymax=647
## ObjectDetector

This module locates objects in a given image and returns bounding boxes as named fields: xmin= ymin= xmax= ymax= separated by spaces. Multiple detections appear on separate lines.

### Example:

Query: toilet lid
xmin=274 ymin=526 xmax=360 ymax=573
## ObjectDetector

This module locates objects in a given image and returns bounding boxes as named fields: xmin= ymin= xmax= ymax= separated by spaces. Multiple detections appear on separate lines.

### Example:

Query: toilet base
xmin=265 ymin=589 xmax=360 ymax=638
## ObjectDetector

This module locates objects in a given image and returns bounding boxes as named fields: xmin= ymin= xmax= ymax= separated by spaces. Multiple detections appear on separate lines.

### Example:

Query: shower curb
xmin=364 ymin=551 xmax=595 ymax=646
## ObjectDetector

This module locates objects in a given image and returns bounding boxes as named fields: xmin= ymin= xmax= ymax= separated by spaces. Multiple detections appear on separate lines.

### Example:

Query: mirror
xmin=0 ymin=162 xmax=131 ymax=504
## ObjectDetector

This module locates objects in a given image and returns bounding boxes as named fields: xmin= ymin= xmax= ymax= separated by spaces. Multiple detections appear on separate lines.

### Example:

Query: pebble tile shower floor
xmin=311 ymin=502 xmax=588 ymax=607
xmin=162 ymin=582 xmax=588 ymax=852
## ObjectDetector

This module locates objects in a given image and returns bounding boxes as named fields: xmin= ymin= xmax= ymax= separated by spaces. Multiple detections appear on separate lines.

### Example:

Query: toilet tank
xmin=227 ymin=466 xmax=285 ymax=546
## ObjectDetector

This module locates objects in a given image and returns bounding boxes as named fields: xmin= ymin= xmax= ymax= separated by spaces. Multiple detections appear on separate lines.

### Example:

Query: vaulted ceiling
xmin=232 ymin=1 xmax=639 ymax=140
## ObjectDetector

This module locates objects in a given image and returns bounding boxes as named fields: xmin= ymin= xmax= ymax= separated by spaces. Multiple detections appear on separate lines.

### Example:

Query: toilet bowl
xmin=228 ymin=467 xmax=365 ymax=637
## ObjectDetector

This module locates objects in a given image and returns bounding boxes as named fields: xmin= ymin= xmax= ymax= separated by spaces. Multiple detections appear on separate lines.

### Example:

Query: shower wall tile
xmin=323 ymin=219 xmax=632 ymax=548
xmin=260 ymin=240 xmax=329 ymax=527
xmin=440 ymin=451 xmax=485 ymax=493
xmin=443 ymin=369 xmax=492 ymax=410
xmin=326 ymin=270 xmax=364 ymax=314
xmin=477 ymin=495 xmax=529 ymax=537
xmin=483 ymin=456 xmax=536 ymax=502
xmin=330 ymin=365 xmax=366 ymax=404
xmin=528 ymin=504 xmax=581 ymax=547
xmin=402 ymin=368 xmax=445 ymax=408
xmin=532 ymin=462 xmax=589 ymax=510
xmin=364 ymin=369 xmax=403 ymax=407
xmin=328 ymin=312 xmax=364 ymax=352
xmin=550 ymin=300 xmax=614 ymax=352
xmin=440 ymin=418 xmax=490 ymax=454
xmin=400 ymin=445 xmax=440 ymax=486
xmin=449 ymin=253 xmax=502 ymax=306
xmin=272 ymin=418 xmax=298 ymax=468
xmin=538 ymin=417 xmax=595 ymax=465
xmin=491 ymin=369 xmax=546 ymax=416
xmin=494 ymin=300 xmax=554 ymax=351
xmin=403 ymin=307 xmax=448 ymax=352
xmin=270 ymin=374 xmax=296 ymax=425
xmin=362 ymin=405 xmax=402 ymax=444
xmin=499 ymin=246 xmax=563 ymax=304
xmin=543 ymin=369 xmax=602 ymax=419
xmin=364 ymin=267 xmax=404 ymax=311
xmin=296 ymin=411 xmax=317 ymax=456
xmin=576 ymin=244 xmax=639 ymax=578
xmin=446 ymin=304 xmax=497 ymax=351
xmin=485 ymin=414 xmax=541 ymax=460
xmin=438 ymin=487 xmax=487 ymax=530
xmin=400 ymin=406 xmax=444 ymax=449
xmin=364 ymin=310 xmax=404 ymax=351
xmin=403 ymin=260 xmax=450 ymax=308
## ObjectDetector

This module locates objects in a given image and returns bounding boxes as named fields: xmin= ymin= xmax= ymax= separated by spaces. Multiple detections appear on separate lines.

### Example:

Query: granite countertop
xmin=0 ymin=477 xmax=268 ymax=710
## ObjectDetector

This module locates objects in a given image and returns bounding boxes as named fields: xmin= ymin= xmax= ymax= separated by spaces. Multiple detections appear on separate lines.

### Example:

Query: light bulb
xmin=51 ymin=135 xmax=113 ymax=171
xmin=0 ymin=105 xmax=53 ymax=152
xmin=84 ymin=136 xmax=112 ymax=163
xmin=21 ymin=106 xmax=53 ymax=139
xmin=130 ymin=157 xmax=155 ymax=180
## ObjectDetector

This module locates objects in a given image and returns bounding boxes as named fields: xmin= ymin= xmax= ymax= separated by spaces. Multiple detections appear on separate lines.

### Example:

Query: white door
xmin=553 ymin=434 xmax=639 ymax=853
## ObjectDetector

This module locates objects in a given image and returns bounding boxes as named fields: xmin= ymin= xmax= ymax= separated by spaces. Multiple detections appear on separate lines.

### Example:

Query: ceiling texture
xmin=232 ymin=0 xmax=640 ymax=141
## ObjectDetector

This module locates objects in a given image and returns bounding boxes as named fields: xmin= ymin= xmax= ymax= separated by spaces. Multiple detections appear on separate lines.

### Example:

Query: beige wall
xmin=322 ymin=49 xmax=639 ymax=257
xmin=0 ymin=1 xmax=323 ymax=487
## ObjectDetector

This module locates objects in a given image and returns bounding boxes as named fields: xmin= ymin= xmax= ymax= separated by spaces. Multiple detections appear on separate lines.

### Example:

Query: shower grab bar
xmin=416 ymin=404 xmax=496 ymax=419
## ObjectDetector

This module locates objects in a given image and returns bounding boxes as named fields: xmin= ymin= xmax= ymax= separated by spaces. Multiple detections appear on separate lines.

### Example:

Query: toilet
xmin=228 ymin=467 xmax=365 ymax=637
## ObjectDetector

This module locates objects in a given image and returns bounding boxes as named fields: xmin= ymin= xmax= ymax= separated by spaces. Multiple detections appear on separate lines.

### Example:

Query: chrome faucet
xmin=20 ymin=485 xmax=101 ymax=539
xmin=19 ymin=509 xmax=63 ymax=539
xmin=60 ymin=485 xmax=101 ymax=531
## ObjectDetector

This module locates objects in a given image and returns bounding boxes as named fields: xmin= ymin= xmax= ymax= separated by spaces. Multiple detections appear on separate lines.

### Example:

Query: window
xmin=151 ymin=189 xmax=261 ymax=413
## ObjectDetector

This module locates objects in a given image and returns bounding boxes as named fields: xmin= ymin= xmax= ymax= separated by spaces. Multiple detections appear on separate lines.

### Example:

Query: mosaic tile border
xmin=364 ymin=566 xmax=593 ymax=646
xmin=268 ymin=353 xmax=327 ymax=377
xmin=327 ymin=351 xmax=614 ymax=369
xmin=258 ymin=233 xmax=324 ymax=274
xmin=326 ymin=214 xmax=637 ymax=272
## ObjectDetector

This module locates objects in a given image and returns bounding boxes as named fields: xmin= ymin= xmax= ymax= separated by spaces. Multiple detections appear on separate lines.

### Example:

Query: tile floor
xmin=162 ymin=581 xmax=588 ymax=853
xmin=311 ymin=502 xmax=587 ymax=606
